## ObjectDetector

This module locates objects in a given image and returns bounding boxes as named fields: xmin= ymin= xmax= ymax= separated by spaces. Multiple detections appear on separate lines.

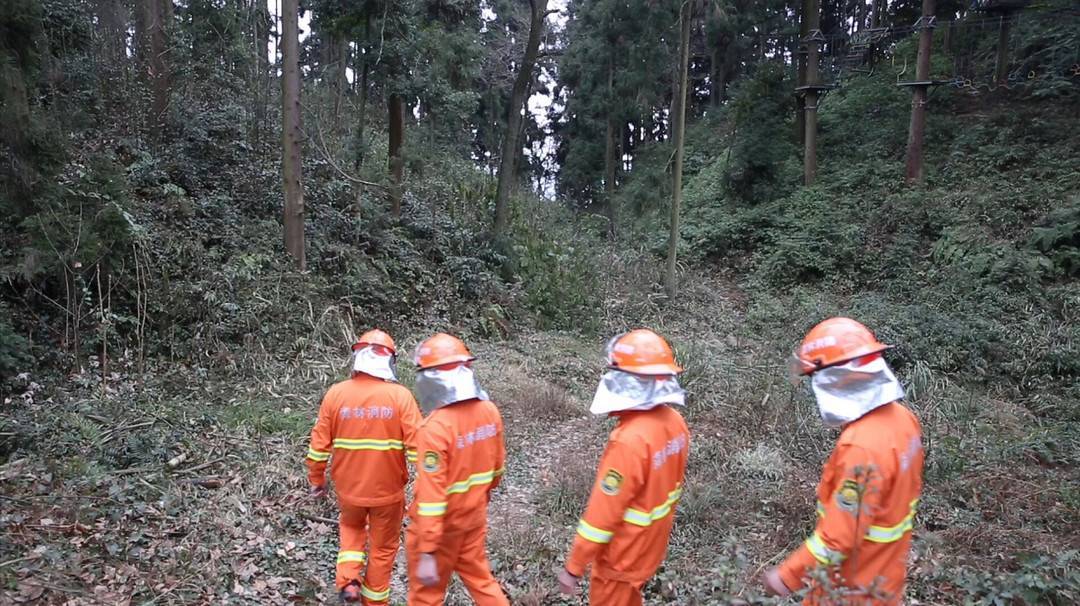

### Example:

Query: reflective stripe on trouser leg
xmin=453 ymin=525 xmax=508 ymax=606
xmin=590 ymin=575 xmax=644 ymax=606
xmin=361 ymin=501 xmax=404 ymax=605
xmin=337 ymin=504 xmax=370 ymax=590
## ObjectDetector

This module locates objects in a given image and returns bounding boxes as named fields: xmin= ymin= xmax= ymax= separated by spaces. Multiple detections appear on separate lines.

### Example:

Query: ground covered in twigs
xmin=2 ymin=273 xmax=1078 ymax=605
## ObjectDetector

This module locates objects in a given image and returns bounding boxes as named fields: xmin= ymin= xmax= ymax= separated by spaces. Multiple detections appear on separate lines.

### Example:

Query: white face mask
xmin=590 ymin=369 xmax=685 ymax=415
xmin=811 ymin=357 xmax=904 ymax=427
xmin=414 ymin=365 xmax=489 ymax=414
xmin=351 ymin=346 xmax=397 ymax=381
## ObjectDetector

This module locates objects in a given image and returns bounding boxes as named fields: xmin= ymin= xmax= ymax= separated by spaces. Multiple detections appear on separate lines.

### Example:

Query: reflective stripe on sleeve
xmin=805 ymin=531 xmax=846 ymax=565
xmin=332 ymin=438 xmax=404 ymax=451
xmin=816 ymin=500 xmax=826 ymax=517
xmin=622 ymin=486 xmax=683 ymax=527
xmin=446 ymin=469 xmax=497 ymax=494
xmin=417 ymin=502 xmax=448 ymax=516
xmin=336 ymin=550 xmax=367 ymax=564
xmin=360 ymin=585 xmax=391 ymax=601
xmin=865 ymin=499 xmax=918 ymax=543
xmin=406 ymin=449 xmax=418 ymax=463
xmin=307 ymin=448 xmax=331 ymax=462
xmin=493 ymin=467 xmax=505 ymax=477
xmin=576 ymin=519 xmax=614 ymax=544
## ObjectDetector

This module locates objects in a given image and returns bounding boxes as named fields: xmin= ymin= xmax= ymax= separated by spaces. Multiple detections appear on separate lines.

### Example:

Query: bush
xmin=0 ymin=302 xmax=32 ymax=382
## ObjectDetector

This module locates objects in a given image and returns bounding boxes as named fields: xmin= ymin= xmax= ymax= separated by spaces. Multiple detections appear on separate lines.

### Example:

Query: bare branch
xmin=302 ymin=102 xmax=388 ymax=191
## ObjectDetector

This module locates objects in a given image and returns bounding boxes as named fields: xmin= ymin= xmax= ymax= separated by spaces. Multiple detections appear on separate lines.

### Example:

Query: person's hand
xmin=762 ymin=567 xmax=791 ymax=597
xmin=556 ymin=568 xmax=580 ymax=595
xmin=417 ymin=553 xmax=439 ymax=587
xmin=309 ymin=484 xmax=327 ymax=499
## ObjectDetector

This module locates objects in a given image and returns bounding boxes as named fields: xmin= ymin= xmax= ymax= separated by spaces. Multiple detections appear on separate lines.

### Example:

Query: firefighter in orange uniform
xmin=763 ymin=317 xmax=924 ymax=605
xmin=306 ymin=329 xmax=424 ymax=604
xmin=406 ymin=333 xmax=509 ymax=606
xmin=556 ymin=329 xmax=690 ymax=606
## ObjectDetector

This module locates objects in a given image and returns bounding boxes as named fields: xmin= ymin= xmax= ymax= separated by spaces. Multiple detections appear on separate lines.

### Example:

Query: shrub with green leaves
xmin=0 ymin=302 xmax=32 ymax=382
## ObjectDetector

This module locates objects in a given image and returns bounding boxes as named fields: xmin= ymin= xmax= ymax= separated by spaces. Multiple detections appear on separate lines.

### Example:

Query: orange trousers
xmin=337 ymin=501 xmax=404 ymax=605
xmin=405 ymin=525 xmax=508 ymax=606
xmin=590 ymin=575 xmax=645 ymax=606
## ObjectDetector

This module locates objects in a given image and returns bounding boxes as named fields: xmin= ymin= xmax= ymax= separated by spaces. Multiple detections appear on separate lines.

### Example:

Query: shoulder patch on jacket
xmin=600 ymin=469 xmax=624 ymax=496
xmin=835 ymin=479 xmax=863 ymax=513
xmin=422 ymin=451 xmax=440 ymax=473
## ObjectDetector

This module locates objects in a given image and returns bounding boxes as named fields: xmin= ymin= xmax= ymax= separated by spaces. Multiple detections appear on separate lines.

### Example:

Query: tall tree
xmin=281 ymin=0 xmax=305 ymax=269
xmin=145 ymin=0 xmax=171 ymax=138
xmin=95 ymin=0 xmax=128 ymax=63
xmin=251 ymin=0 xmax=271 ymax=149
xmin=903 ymin=0 xmax=934 ymax=183
xmin=665 ymin=0 xmax=692 ymax=299
xmin=603 ymin=57 xmax=617 ymax=236
xmin=388 ymin=92 xmax=404 ymax=218
xmin=555 ymin=0 xmax=674 ymax=208
xmin=493 ymin=0 xmax=550 ymax=237
xmin=801 ymin=0 xmax=821 ymax=184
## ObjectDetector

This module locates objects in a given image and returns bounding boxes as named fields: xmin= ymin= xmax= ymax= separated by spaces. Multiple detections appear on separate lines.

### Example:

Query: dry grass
xmin=3 ymin=272 xmax=1078 ymax=604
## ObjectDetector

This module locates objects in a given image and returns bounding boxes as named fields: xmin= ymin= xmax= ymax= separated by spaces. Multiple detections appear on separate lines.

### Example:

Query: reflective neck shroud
xmin=811 ymin=357 xmax=905 ymax=427
xmin=414 ymin=365 xmax=489 ymax=414
xmin=590 ymin=369 xmax=685 ymax=415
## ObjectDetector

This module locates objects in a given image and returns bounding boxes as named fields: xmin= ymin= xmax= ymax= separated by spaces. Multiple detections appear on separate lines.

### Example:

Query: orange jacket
xmin=779 ymin=402 xmax=924 ymax=605
xmin=409 ymin=398 xmax=506 ymax=553
xmin=306 ymin=374 xmax=424 ymax=507
xmin=566 ymin=405 xmax=690 ymax=584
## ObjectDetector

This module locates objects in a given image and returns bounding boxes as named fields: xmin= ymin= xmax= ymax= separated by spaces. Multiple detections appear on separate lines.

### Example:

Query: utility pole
xmin=800 ymin=0 xmax=822 ymax=185
xmin=903 ymin=0 xmax=935 ymax=183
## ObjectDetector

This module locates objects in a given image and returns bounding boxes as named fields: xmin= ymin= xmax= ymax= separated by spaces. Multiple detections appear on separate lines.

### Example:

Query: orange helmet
xmin=793 ymin=317 xmax=889 ymax=376
xmin=413 ymin=333 xmax=475 ymax=370
xmin=352 ymin=329 xmax=396 ymax=354
xmin=606 ymin=329 xmax=683 ymax=375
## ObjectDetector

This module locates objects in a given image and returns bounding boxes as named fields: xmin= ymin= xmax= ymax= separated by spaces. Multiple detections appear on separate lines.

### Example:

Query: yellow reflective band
xmin=622 ymin=486 xmax=684 ymax=527
xmin=805 ymin=531 xmax=846 ymax=565
xmin=406 ymin=449 xmax=418 ymax=463
xmin=446 ymin=469 xmax=497 ymax=495
xmin=865 ymin=499 xmax=918 ymax=543
xmin=576 ymin=519 xmax=614 ymax=544
xmin=360 ymin=585 xmax=391 ymax=601
xmin=332 ymin=438 xmax=404 ymax=451
xmin=816 ymin=500 xmax=826 ymax=517
xmin=336 ymin=550 xmax=367 ymax=564
xmin=417 ymin=501 xmax=448 ymax=516
xmin=306 ymin=448 xmax=331 ymax=462
xmin=493 ymin=467 xmax=505 ymax=477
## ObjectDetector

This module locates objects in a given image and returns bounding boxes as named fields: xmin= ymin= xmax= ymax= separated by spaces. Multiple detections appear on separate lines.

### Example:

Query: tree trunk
xmin=803 ymin=0 xmax=820 ymax=185
xmin=135 ymin=0 xmax=150 ymax=63
xmin=493 ymin=0 xmax=549 ymax=237
xmin=870 ymin=0 xmax=884 ymax=67
xmin=797 ymin=0 xmax=809 ymax=144
xmin=994 ymin=13 xmax=1012 ymax=85
xmin=355 ymin=56 xmax=369 ymax=171
xmin=603 ymin=57 xmax=617 ymax=238
xmin=281 ymin=0 xmax=306 ymax=269
xmin=333 ymin=38 xmax=348 ymax=121
xmin=252 ymin=0 xmax=270 ymax=149
xmin=388 ymin=92 xmax=404 ymax=218
xmin=0 ymin=54 xmax=34 ymax=212
xmin=718 ymin=43 xmax=735 ymax=102
xmin=96 ymin=0 xmax=127 ymax=63
xmin=146 ymin=0 xmax=170 ymax=138
xmin=665 ymin=0 xmax=692 ymax=299
xmin=904 ymin=0 xmax=934 ymax=184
